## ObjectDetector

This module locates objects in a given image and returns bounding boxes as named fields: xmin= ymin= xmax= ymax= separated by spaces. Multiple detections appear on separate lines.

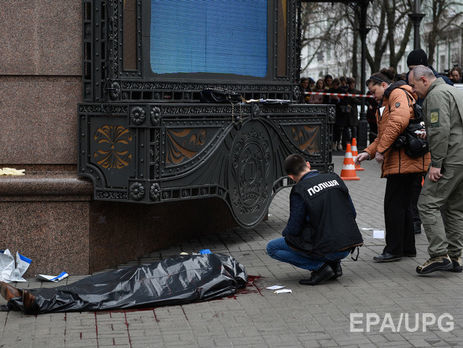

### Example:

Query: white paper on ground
xmin=0 ymin=167 xmax=25 ymax=176
xmin=0 ymin=249 xmax=31 ymax=282
xmin=361 ymin=227 xmax=374 ymax=231
xmin=266 ymin=285 xmax=286 ymax=290
xmin=37 ymin=271 xmax=69 ymax=282
xmin=274 ymin=289 xmax=292 ymax=294
xmin=373 ymin=230 xmax=385 ymax=239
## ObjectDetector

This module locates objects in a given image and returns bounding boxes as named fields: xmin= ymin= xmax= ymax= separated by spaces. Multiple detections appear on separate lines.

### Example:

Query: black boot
xmin=327 ymin=260 xmax=343 ymax=279
xmin=299 ymin=263 xmax=335 ymax=285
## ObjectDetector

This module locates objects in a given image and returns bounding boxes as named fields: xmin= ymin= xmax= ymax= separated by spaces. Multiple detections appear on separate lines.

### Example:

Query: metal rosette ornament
xmin=129 ymin=182 xmax=145 ymax=201
xmin=228 ymin=120 xmax=273 ymax=228
xmin=130 ymin=106 xmax=146 ymax=125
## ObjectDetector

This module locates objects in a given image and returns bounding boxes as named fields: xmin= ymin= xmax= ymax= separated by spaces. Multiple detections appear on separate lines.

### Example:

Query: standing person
xmin=406 ymin=48 xmax=453 ymax=86
xmin=346 ymin=77 xmax=361 ymax=141
xmin=298 ymin=77 xmax=311 ymax=103
xmin=308 ymin=77 xmax=316 ymax=91
xmin=266 ymin=154 xmax=363 ymax=285
xmin=340 ymin=76 xmax=348 ymax=89
xmin=408 ymin=65 xmax=463 ymax=274
xmin=310 ymin=79 xmax=326 ymax=104
xmin=366 ymin=90 xmax=378 ymax=144
xmin=405 ymin=49 xmax=452 ymax=236
xmin=356 ymin=68 xmax=430 ymax=262
xmin=324 ymin=74 xmax=333 ymax=90
xmin=330 ymin=78 xmax=346 ymax=151
xmin=449 ymin=67 xmax=462 ymax=84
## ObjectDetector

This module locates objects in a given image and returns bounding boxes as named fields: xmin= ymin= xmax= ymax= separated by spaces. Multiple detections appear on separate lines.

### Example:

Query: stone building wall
xmin=0 ymin=0 xmax=234 ymax=275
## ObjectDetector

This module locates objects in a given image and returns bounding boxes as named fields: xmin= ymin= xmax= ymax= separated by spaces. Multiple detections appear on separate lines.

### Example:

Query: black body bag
xmin=3 ymin=253 xmax=247 ymax=314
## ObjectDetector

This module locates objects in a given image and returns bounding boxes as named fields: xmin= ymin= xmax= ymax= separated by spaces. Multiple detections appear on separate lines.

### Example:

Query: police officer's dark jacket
xmin=285 ymin=172 xmax=363 ymax=257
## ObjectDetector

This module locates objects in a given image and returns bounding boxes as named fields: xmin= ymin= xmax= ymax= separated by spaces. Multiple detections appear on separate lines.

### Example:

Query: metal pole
xmin=357 ymin=0 xmax=369 ymax=150
xmin=408 ymin=0 xmax=425 ymax=49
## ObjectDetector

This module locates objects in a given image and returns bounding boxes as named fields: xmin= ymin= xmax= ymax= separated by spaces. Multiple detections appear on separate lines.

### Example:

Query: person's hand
xmin=414 ymin=129 xmax=427 ymax=139
xmin=374 ymin=152 xmax=384 ymax=163
xmin=428 ymin=166 xmax=443 ymax=182
xmin=355 ymin=152 xmax=369 ymax=165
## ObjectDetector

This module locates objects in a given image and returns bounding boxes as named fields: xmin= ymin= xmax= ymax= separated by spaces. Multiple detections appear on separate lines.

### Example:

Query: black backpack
xmin=392 ymin=89 xmax=429 ymax=158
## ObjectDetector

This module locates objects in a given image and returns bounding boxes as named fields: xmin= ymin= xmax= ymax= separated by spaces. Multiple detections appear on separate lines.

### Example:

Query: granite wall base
xmin=0 ymin=175 xmax=235 ymax=276
xmin=88 ymin=198 xmax=235 ymax=273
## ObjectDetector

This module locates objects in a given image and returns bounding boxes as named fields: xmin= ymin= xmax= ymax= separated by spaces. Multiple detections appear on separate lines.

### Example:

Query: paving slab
xmin=1 ymin=156 xmax=463 ymax=347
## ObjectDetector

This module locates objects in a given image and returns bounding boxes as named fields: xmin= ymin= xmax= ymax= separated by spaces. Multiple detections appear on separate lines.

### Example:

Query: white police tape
xmin=350 ymin=312 xmax=454 ymax=333
xmin=304 ymin=91 xmax=374 ymax=98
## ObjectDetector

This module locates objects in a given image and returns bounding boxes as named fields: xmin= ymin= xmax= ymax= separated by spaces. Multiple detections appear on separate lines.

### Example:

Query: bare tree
xmin=300 ymin=0 xmax=414 ymax=77
xmin=423 ymin=0 xmax=463 ymax=67
xmin=386 ymin=0 xmax=413 ymax=68
xmin=301 ymin=0 xmax=439 ymax=77
xmin=300 ymin=2 xmax=352 ymax=74
xmin=365 ymin=0 xmax=413 ymax=72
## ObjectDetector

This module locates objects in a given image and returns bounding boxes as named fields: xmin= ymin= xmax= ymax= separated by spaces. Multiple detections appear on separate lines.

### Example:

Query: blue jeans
xmin=266 ymin=237 xmax=350 ymax=271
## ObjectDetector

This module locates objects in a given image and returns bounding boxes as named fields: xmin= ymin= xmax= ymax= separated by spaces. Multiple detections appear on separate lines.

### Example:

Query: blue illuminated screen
xmin=150 ymin=0 xmax=268 ymax=77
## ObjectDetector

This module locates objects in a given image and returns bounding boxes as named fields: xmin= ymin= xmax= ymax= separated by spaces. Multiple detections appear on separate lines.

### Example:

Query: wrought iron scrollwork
xmin=108 ymin=0 xmax=120 ymax=79
xmin=250 ymin=103 xmax=261 ymax=118
xmin=328 ymin=105 xmax=336 ymax=122
xmin=293 ymin=85 xmax=301 ymax=101
xmin=96 ymin=190 xmax=128 ymax=200
xmin=150 ymin=107 xmax=161 ymax=126
xmin=150 ymin=183 xmax=161 ymax=201
xmin=108 ymin=81 xmax=121 ymax=100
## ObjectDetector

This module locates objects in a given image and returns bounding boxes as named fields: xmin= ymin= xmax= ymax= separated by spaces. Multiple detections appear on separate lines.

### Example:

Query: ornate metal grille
xmin=78 ymin=0 xmax=334 ymax=228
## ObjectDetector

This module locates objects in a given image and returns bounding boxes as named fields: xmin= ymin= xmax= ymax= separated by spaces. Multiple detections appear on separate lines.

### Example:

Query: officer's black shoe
xmin=299 ymin=263 xmax=335 ymax=285
xmin=327 ymin=261 xmax=342 ymax=280
xmin=416 ymin=255 xmax=453 ymax=275
xmin=373 ymin=252 xmax=401 ymax=263
xmin=403 ymin=251 xmax=417 ymax=257
xmin=448 ymin=257 xmax=463 ymax=273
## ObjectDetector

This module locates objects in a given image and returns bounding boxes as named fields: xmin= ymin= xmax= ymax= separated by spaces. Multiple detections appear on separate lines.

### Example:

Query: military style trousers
xmin=418 ymin=165 xmax=463 ymax=258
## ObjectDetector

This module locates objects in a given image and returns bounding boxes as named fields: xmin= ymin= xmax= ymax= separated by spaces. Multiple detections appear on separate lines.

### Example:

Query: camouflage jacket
xmin=423 ymin=78 xmax=463 ymax=168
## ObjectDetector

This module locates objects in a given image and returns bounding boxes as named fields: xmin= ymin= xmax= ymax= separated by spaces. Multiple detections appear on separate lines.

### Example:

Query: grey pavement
xmin=2 ymin=156 xmax=463 ymax=347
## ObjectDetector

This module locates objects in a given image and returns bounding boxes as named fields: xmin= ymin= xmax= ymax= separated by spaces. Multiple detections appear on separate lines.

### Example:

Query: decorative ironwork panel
xmin=89 ymin=120 xmax=137 ymax=189
xmin=228 ymin=121 xmax=273 ymax=227
xmin=79 ymin=0 xmax=335 ymax=229
xmin=78 ymin=102 xmax=334 ymax=228
xmin=165 ymin=128 xmax=211 ymax=166
xmin=282 ymin=124 xmax=321 ymax=155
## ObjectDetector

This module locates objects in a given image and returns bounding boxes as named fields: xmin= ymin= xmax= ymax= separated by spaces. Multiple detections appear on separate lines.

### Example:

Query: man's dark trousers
xmin=384 ymin=173 xmax=422 ymax=256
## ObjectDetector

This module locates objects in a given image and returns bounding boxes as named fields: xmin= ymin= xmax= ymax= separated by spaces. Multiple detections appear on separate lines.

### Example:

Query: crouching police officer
xmin=266 ymin=154 xmax=363 ymax=285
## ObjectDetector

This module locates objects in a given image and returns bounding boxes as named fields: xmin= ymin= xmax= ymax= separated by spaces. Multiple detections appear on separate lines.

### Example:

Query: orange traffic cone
xmin=351 ymin=138 xmax=365 ymax=171
xmin=340 ymin=143 xmax=360 ymax=180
